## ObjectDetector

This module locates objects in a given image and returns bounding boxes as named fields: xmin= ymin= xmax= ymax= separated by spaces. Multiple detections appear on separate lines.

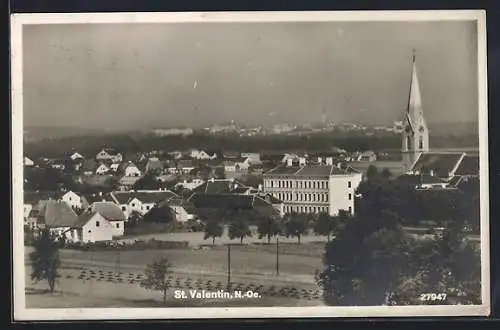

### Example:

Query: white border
xmin=11 ymin=10 xmax=490 ymax=320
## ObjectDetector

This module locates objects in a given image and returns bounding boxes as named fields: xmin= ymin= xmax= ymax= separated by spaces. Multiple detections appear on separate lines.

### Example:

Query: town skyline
xmin=23 ymin=20 xmax=478 ymax=130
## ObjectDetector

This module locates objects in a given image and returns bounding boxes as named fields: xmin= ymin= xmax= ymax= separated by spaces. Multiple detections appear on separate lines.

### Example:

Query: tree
xmin=142 ymin=206 xmax=174 ymax=223
xmin=256 ymin=215 xmax=282 ymax=244
xmin=133 ymin=173 xmax=160 ymax=190
xmin=140 ymin=257 xmax=172 ymax=305
xmin=203 ymin=219 xmax=224 ymax=245
xmin=228 ymin=219 xmax=252 ymax=244
xmin=29 ymin=228 xmax=61 ymax=293
xmin=366 ymin=165 xmax=379 ymax=181
xmin=313 ymin=213 xmax=339 ymax=242
xmin=127 ymin=210 xmax=143 ymax=227
xmin=283 ymin=213 xmax=309 ymax=244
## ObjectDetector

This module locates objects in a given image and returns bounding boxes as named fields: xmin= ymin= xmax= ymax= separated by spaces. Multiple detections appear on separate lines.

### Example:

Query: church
xmin=398 ymin=51 xmax=479 ymax=190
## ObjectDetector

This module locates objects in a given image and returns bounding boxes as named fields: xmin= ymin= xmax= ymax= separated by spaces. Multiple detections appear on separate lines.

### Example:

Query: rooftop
xmin=410 ymin=152 xmax=465 ymax=178
xmin=264 ymin=164 xmax=355 ymax=177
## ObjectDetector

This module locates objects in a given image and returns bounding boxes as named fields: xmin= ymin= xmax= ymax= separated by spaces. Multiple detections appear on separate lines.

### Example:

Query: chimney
xmin=287 ymin=159 xmax=293 ymax=167
xmin=326 ymin=157 xmax=333 ymax=165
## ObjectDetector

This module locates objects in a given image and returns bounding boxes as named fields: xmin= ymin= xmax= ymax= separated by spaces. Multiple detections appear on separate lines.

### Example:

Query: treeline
xmin=24 ymin=131 xmax=479 ymax=159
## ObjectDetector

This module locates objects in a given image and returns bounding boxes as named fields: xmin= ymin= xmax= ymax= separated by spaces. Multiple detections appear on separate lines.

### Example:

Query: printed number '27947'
xmin=419 ymin=293 xmax=447 ymax=301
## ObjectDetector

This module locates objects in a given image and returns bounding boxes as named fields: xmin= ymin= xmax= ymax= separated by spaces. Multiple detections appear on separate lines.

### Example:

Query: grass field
xmin=24 ymin=236 xmax=326 ymax=308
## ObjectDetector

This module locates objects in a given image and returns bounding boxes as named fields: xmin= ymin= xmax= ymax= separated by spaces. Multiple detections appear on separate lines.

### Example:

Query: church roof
xmin=454 ymin=155 xmax=479 ymax=176
xmin=409 ymin=152 xmax=464 ymax=178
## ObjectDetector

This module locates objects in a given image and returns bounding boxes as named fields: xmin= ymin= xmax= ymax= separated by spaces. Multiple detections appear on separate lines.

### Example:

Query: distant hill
xmin=427 ymin=121 xmax=479 ymax=136
xmin=23 ymin=126 xmax=109 ymax=142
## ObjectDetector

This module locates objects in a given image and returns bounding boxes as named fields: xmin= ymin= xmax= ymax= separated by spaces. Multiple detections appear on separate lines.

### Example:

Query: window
xmin=348 ymin=181 xmax=352 ymax=188
xmin=326 ymin=182 xmax=329 ymax=189
xmin=116 ymin=223 xmax=120 ymax=228
xmin=69 ymin=197 xmax=72 ymax=201
xmin=146 ymin=205 xmax=150 ymax=210
xmin=132 ymin=203 xmax=136 ymax=207
xmin=270 ymin=181 xmax=274 ymax=188
xmin=122 ymin=206 xmax=126 ymax=211
xmin=348 ymin=193 xmax=352 ymax=200
xmin=419 ymin=138 xmax=424 ymax=149
xmin=348 ymin=206 xmax=352 ymax=214
xmin=96 ymin=221 xmax=100 ymax=227
xmin=88 ymin=230 xmax=91 ymax=233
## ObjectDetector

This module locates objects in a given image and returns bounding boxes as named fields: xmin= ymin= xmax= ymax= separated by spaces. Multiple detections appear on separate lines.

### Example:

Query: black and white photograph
xmin=11 ymin=10 xmax=489 ymax=320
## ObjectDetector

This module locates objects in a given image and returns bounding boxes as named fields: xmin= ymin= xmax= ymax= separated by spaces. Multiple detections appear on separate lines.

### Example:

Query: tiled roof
xmin=454 ymin=155 xmax=479 ymax=176
xmin=101 ymin=148 xmax=120 ymax=156
xmin=82 ymin=192 xmax=114 ymax=205
xmin=410 ymin=152 xmax=464 ymax=177
xmin=73 ymin=211 xmax=96 ymax=228
xmin=91 ymin=202 xmax=125 ymax=221
xmin=258 ymin=193 xmax=282 ymax=204
xmin=38 ymin=200 xmax=79 ymax=228
xmin=111 ymin=190 xmax=178 ymax=205
xmin=119 ymin=176 xmax=142 ymax=186
xmin=265 ymin=164 xmax=353 ymax=177
xmin=191 ymin=179 xmax=249 ymax=194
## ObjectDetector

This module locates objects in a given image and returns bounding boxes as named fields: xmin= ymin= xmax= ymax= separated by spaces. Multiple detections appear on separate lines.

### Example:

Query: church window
xmin=419 ymin=138 xmax=424 ymax=149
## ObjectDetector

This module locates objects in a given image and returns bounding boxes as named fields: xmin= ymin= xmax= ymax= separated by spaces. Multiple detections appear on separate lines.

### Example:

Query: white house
xmin=190 ymin=149 xmax=212 ymax=160
xmin=70 ymin=152 xmax=85 ymax=161
xmin=96 ymin=148 xmax=123 ymax=163
xmin=88 ymin=202 xmax=125 ymax=237
xmin=124 ymin=162 xmax=142 ymax=177
xmin=175 ymin=179 xmax=205 ymax=191
xmin=109 ymin=163 xmax=121 ymax=172
xmin=95 ymin=163 xmax=110 ymax=175
xmin=61 ymin=191 xmax=83 ymax=209
xmin=357 ymin=150 xmax=377 ymax=162
xmin=241 ymin=153 xmax=261 ymax=164
xmin=24 ymin=157 xmax=35 ymax=167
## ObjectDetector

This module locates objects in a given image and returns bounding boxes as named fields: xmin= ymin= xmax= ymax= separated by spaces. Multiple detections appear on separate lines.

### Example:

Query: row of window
xmin=95 ymin=220 xmax=120 ymax=229
xmin=283 ymin=205 xmax=353 ymax=214
xmin=274 ymin=192 xmax=352 ymax=202
xmin=121 ymin=204 xmax=152 ymax=211
xmin=275 ymin=192 xmax=329 ymax=203
xmin=266 ymin=180 xmax=352 ymax=189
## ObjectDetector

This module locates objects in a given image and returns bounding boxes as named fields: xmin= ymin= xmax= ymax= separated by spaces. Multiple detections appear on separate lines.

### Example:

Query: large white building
xmin=262 ymin=160 xmax=362 ymax=216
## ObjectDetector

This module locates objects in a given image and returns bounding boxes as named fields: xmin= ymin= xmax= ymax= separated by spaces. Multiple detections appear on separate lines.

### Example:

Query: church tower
xmin=402 ymin=51 xmax=429 ymax=170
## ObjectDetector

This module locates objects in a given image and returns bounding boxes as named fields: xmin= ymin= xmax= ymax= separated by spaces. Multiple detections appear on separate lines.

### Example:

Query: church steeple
xmin=402 ymin=50 xmax=429 ymax=170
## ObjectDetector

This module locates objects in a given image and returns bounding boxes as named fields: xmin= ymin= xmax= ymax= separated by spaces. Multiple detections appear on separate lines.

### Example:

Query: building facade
xmin=262 ymin=163 xmax=362 ymax=216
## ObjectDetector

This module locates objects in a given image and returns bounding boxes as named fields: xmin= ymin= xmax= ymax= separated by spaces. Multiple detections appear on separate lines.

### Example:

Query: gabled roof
xmin=119 ymin=176 xmax=142 ymax=186
xmin=111 ymin=190 xmax=178 ymax=205
xmin=409 ymin=152 xmax=464 ymax=178
xmin=265 ymin=164 xmax=354 ymax=177
xmin=82 ymin=192 xmax=114 ymax=204
xmin=191 ymin=179 xmax=249 ymax=194
xmin=90 ymin=202 xmax=126 ymax=221
xmin=38 ymin=200 xmax=79 ymax=228
xmin=454 ymin=155 xmax=479 ymax=176
xmin=189 ymin=193 xmax=255 ymax=209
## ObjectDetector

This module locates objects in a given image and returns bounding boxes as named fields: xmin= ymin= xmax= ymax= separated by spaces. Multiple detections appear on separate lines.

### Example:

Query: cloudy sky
xmin=22 ymin=20 xmax=478 ymax=129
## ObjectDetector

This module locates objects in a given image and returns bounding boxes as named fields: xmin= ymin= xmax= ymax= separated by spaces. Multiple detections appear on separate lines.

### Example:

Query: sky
xmin=22 ymin=20 xmax=479 ymax=129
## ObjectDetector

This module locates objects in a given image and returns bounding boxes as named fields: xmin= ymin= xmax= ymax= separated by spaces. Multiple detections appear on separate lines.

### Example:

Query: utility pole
xmin=276 ymin=236 xmax=280 ymax=276
xmin=227 ymin=244 xmax=231 ymax=288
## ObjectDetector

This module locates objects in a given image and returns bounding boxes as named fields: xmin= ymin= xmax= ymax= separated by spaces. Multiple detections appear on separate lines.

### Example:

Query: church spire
xmin=407 ymin=50 xmax=423 ymax=120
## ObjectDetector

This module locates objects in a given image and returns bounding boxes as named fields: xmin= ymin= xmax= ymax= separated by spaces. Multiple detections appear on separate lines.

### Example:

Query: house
xmin=120 ymin=162 xmax=142 ymax=177
xmin=24 ymin=191 xmax=58 ymax=220
xmin=36 ymin=200 xmax=80 ymax=240
xmin=162 ymin=196 xmax=197 ymax=223
xmin=191 ymin=178 xmax=250 ymax=195
xmin=177 ymin=160 xmax=196 ymax=174
xmin=86 ymin=202 xmax=126 ymax=237
xmin=175 ymin=179 xmax=205 ymax=191
xmin=223 ymin=151 xmax=241 ymax=159
xmin=81 ymin=192 xmax=114 ymax=208
xmin=49 ymin=159 xmax=66 ymax=170
xmin=241 ymin=153 xmax=262 ymax=165
xmin=70 ymin=152 xmax=85 ymax=161
xmin=357 ymin=150 xmax=377 ymax=162
xmin=168 ymin=151 xmax=183 ymax=160
xmin=95 ymin=163 xmax=110 ymax=175
xmin=81 ymin=159 xmax=97 ymax=176
xmin=109 ymin=190 xmax=179 ymax=219
xmin=60 ymin=190 xmax=83 ymax=209
xmin=109 ymin=163 xmax=121 ymax=173
xmin=96 ymin=148 xmax=123 ymax=163
xmin=145 ymin=157 xmax=164 ymax=173
xmin=118 ymin=176 xmax=142 ymax=191
xmin=189 ymin=149 xmax=213 ymax=160
xmin=24 ymin=157 xmax=35 ymax=167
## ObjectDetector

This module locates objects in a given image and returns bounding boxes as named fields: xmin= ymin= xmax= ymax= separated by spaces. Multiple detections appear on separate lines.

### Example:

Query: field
xmin=24 ymin=232 xmax=327 ymax=308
